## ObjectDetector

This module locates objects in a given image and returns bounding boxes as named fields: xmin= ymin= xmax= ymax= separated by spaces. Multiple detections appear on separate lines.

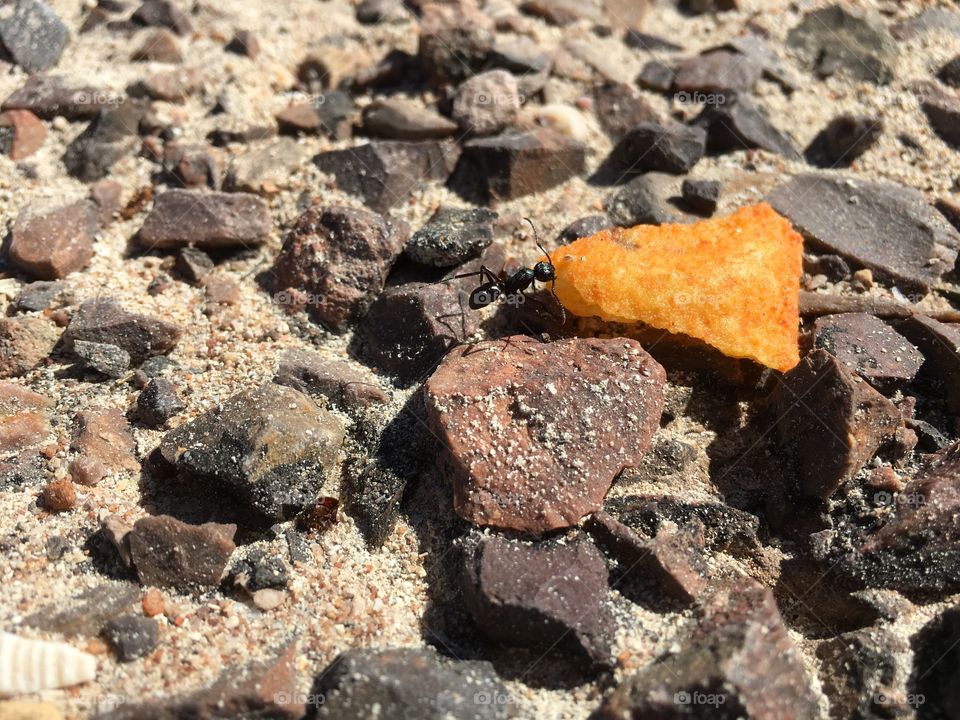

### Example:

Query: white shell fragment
xmin=0 ymin=632 xmax=97 ymax=696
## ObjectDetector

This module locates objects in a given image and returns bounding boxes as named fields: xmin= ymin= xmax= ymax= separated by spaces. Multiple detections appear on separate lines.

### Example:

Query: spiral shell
xmin=0 ymin=632 xmax=97 ymax=696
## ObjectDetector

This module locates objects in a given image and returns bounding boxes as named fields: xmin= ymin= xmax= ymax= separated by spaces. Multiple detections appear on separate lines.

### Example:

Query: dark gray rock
xmin=605 ymin=172 xmax=687 ymax=227
xmin=406 ymin=206 xmax=497 ymax=267
xmin=767 ymin=174 xmax=960 ymax=293
xmin=23 ymin=582 xmax=139 ymax=636
xmin=488 ymin=36 xmax=551 ymax=76
xmin=892 ymin=8 xmax=960 ymax=39
xmin=914 ymin=605 xmax=960 ymax=718
xmin=173 ymin=247 xmax=214 ymax=285
xmin=916 ymin=80 xmax=960 ymax=149
xmin=558 ymin=215 xmax=613 ymax=242
xmin=128 ymin=515 xmax=236 ymax=588
xmin=63 ymin=101 xmax=146 ymax=182
xmin=131 ymin=0 xmax=191 ymax=35
xmin=898 ymin=315 xmax=960 ymax=412
xmin=694 ymin=93 xmax=800 ymax=159
xmin=12 ymin=280 xmax=62 ymax=312
xmin=591 ymin=82 xmax=660 ymax=140
xmin=0 ymin=0 xmax=69 ymax=72
xmin=157 ymin=383 xmax=345 ymax=522
xmin=102 ymin=615 xmax=159 ymax=662
xmin=62 ymin=298 xmax=181 ymax=365
xmin=229 ymin=549 xmax=289 ymax=591
xmin=602 ymin=121 xmax=705 ymax=176
xmin=462 ymin=533 xmax=613 ymax=668
xmin=137 ymin=190 xmax=271 ymax=250
xmin=136 ymin=378 xmax=184 ymax=427
xmin=314 ymin=140 xmax=459 ymax=212
xmin=787 ymin=4 xmax=896 ymax=83
xmin=636 ymin=60 xmax=673 ymax=92
xmin=361 ymin=98 xmax=457 ymax=140
xmin=674 ymin=49 xmax=761 ymax=94
xmin=311 ymin=648 xmax=513 ymax=719
xmin=1 ymin=75 xmax=119 ymax=120
xmin=805 ymin=114 xmax=883 ymax=167
xmin=418 ymin=1 xmax=494 ymax=87
xmin=681 ymin=178 xmax=719 ymax=215
xmin=73 ymin=340 xmax=131 ymax=378
xmin=274 ymin=348 xmax=389 ymax=411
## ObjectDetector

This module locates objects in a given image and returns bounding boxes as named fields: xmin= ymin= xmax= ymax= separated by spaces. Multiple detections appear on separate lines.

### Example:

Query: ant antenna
xmin=523 ymin=217 xmax=565 ymax=326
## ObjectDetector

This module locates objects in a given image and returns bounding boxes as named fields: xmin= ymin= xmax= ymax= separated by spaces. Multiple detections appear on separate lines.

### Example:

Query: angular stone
xmin=0 ymin=110 xmax=45 ymax=160
xmin=418 ymin=1 xmax=494 ymax=87
xmin=406 ymin=206 xmax=496 ymax=267
xmin=681 ymin=178 xmax=719 ymax=215
xmin=1 ymin=75 xmax=119 ymax=121
xmin=604 ymin=121 xmax=705 ymax=176
xmin=787 ymin=4 xmax=896 ymax=83
xmin=897 ymin=315 xmax=960 ymax=412
xmin=131 ymin=0 xmax=191 ymax=35
xmin=812 ymin=313 xmax=923 ymax=392
xmin=852 ymin=442 xmax=960 ymax=593
xmin=520 ymin=0 xmax=591 ymax=25
xmin=462 ymin=534 xmax=613 ymax=666
xmin=362 ymin=97 xmax=457 ymax=140
xmin=73 ymin=341 xmax=130 ymax=378
xmin=636 ymin=60 xmax=674 ymax=92
xmin=311 ymin=648 xmax=512 ymax=720
xmin=157 ymin=383 xmax=345 ymax=522
xmin=275 ymin=103 xmax=322 ymax=134
xmin=71 ymin=408 xmax=139 ymax=474
xmin=767 ymin=174 xmax=960 ymax=293
xmin=314 ymin=139 xmax=459 ymax=212
xmin=136 ymin=378 xmax=184 ymax=427
xmin=772 ymin=349 xmax=901 ymax=499
xmin=102 ymin=615 xmax=158 ymax=662
xmin=591 ymin=82 xmax=659 ymax=140
xmin=224 ymin=137 xmax=309 ymax=194
xmin=128 ymin=515 xmax=235 ymax=587
xmin=674 ymin=50 xmax=761 ymax=94
xmin=913 ymin=605 xmax=960 ymax=717
xmin=274 ymin=348 xmax=388 ymax=411
xmin=558 ymin=215 xmax=614 ymax=243
xmin=138 ymin=190 xmax=270 ymax=250
xmin=637 ymin=521 xmax=709 ymax=603
xmin=816 ymin=627 xmax=910 ymax=720
xmin=62 ymin=298 xmax=180 ymax=365
xmin=63 ymin=102 xmax=145 ymax=181
xmin=605 ymin=172 xmax=687 ymax=227
xmin=916 ymin=80 xmax=960 ymax=149
xmin=0 ymin=383 xmax=51 ymax=456
xmin=357 ymin=281 xmax=477 ymax=383
xmin=425 ymin=336 xmax=665 ymax=534
xmin=6 ymin=201 xmax=97 ymax=280
xmin=271 ymin=206 xmax=408 ymax=330
xmin=798 ymin=291 xmax=960 ymax=323
xmin=89 ymin=180 xmax=122 ymax=226
xmin=452 ymin=128 xmax=585 ymax=201
xmin=137 ymin=68 xmax=202 ymax=102
xmin=488 ymin=36 xmax=551 ymax=77
xmin=0 ymin=316 xmax=59 ymax=378
xmin=22 ymin=583 xmax=139 ymax=637
xmin=224 ymin=30 xmax=259 ymax=58
xmin=805 ymin=114 xmax=883 ymax=167
xmin=131 ymin=29 xmax=181 ymax=63
xmin=451 ymin=70 xmax=521 ymax=136
xmin=694 ymin=93 xmax=800 ymax=159
xmin=595 ymin=579 xmax=819 ymax=719
xmin=0 ymin=0 xmax=69 ymax=73
xmin=159 ymin=142 xmax=216 ymax=188
xmin=12 ymin=280 xmax=62 ymax=312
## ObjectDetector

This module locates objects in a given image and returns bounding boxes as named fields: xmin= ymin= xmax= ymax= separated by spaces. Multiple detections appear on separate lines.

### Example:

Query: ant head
xmin=534 ymin=261 xmax=555 ymax=282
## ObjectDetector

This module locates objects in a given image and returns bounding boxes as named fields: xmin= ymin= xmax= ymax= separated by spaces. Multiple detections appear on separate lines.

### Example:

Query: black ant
xmin=452 ymin=218 xmax=565 ymax=324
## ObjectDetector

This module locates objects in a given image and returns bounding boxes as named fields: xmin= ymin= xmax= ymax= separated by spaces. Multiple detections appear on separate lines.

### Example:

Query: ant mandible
xmin=452 ymin=218 xmax=566 ymax=324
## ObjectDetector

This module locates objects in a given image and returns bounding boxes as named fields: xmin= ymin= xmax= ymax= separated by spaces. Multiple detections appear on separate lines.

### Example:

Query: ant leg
xmin=451 ymin=265 xmax=499 ymax=285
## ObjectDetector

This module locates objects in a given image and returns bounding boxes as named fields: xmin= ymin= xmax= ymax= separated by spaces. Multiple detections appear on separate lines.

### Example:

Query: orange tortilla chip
xmin=551 ymin=203 xmax=802 ymax=372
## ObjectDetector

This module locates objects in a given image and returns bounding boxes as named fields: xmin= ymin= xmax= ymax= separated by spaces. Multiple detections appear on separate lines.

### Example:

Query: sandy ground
xmin=1 ymin=0 xmax=960 ymax=717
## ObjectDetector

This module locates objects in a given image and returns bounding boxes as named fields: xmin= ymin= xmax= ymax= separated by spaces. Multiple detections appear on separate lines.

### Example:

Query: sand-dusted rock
xmin=0 ymin=109 xmax=46 ymax=160
xmin=897 ymin=315 xmax=960 ymax=412
xmin=424 ymin=336 xmax=665 ymax=534
xmin=102 ymin=615 xmax=158 ymax=662
xmin=694 ymin=93 xmax=800 ymax=159
xmin=135 ymin=378 xmax=184 ymax=427
xmin=273 ymin=348 xmax=388 ymax=410
xmin=812 ymin=313 xmax=923 ymax=392
xmin=453 ymin=128 xmax=586 ymax=201
xmin=224 ymin=137 xmax=309 ymax=194
xmin=22 ymin=583 xmax=139 ymax=637
xmin=127 ymin=515 xmax=236 ymax=587
xmin=6 ymin=201 xmax=97 ymax=280
xmin=594 ymin=579 xmax=819 ymax=719
xmin=406 ymin=206 xmax=496 ymax=267
xmin=271 ymin=206 xmax=409 ymax=330
xmin=767 ymin=174 xmax=960 ymax=293
xmin=462 ymin=533 xmax=613 ymax=667
xmin=157 ymin=383 xmax=345 ymax=522
xmin=61 ymin=298 xmax=181 ymax=365
xmin=314 ymin=139 xmax=459 ymax=212
xmin=138 ymin=190 xmax=271 ymax=250
xmin=451 ymin=70 xmax=521 ymax=136
xmin=0 ymin=316 xmax=60 ymax=378
xmin=362 ymin=97 xmax=457 ymax=140
xmin=73 ymin=341 xmax=130 ymax=378
xmin=773 ymin=350 xmax=901 ymax=500
xmin=0 ymin=0 xmax=69 ymax=73
xmin=0 ymin=382 xmax=52 ymax=455
xmin=417 ymin=1 xmax=494 ymax=87
xmin=787 ymin=4 xmax=896 ymax=83
xmin=71 ymin=408 xmax=139 ymax=474
xmin=311 ymin=647 xmax=512 ymax=720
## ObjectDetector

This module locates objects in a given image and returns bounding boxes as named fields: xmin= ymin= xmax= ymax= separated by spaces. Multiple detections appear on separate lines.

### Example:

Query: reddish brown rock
xmin=424 ymin=336 xmax=666 ymax=534
xmin=139 ymin=68 xmax=203 ymax=102
xmin=0 ymin=316 xmax=60 ymax=378
xmin=773 ymin=349 xmax=901 ymax=500
xmin=591 ymin=82 xmax=659 ymax=141
xmin=61 ymin=298 xmax=181 ymax=365
xmin=41 ymin=478 xmax=76 ymax=512
xmin=138 ymin=190 xmax=271 ymax=251
xmin=271 ymin=206 xmax=409 ymax=331
xmin=812 ymin=313 xmax=924 ymax=392
xmin=674 ymin=49 xmax=762 ymax=94
xmin=0 ymin=109 xmax=46 ymax=159
xmin=69 ymin=455 xmax=107 ymax=486
xmin=71 ymin=408 xmax=140 ymax=474
xmin=462 ymin=534 xmax=613 ymax=667
xmin=90 ymin=179 xmax=123 ymax=226
xmin=6 ymin=201 xmax=97 ymax=280
xmin=128 ymin=515 xmax=236 ymax=587
xmin=0 ymin=382 xmax=52 ymax=455
xmin=595 ymin=578 xmax=819 ymax=719
xmin=131 ymin=29 xmax=182 ymax=63
xmin=275 ymin=103 xmax=321 ymax=134
xmin=897 ymin=315 xmax=960 ymax=412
